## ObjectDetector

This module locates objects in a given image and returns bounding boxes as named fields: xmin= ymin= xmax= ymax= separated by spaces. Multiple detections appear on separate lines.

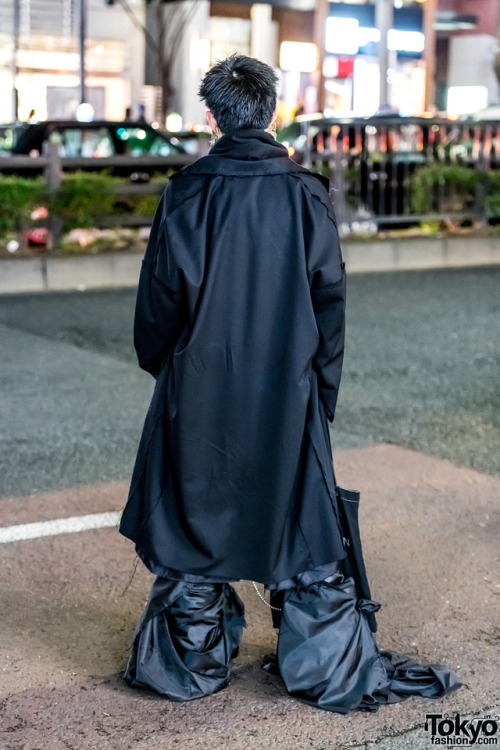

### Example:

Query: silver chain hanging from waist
xmin=252 ymin=581 xmax=282 ymax=611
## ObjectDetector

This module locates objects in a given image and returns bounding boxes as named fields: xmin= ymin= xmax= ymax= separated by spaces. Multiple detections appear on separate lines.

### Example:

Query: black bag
xmin=336 ymin=485 xmax=378 ymax=632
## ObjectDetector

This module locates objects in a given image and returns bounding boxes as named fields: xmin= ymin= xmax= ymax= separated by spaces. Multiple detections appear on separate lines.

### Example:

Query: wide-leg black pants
xmin=124 ymin=579 xmax=246 ymax=701
xmin=124 ymin=572 xmax=461 ymax=712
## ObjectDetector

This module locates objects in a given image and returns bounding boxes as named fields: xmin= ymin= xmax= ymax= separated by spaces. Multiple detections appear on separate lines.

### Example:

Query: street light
xmin=11 ymin=0 xmax=20 ymax=121
xmin=313 ymin=0 xmax=328 ymax=112
xmin=421 ymin=0 xmax=437 ymax=112
xmin=79 ymin=0 xmax=87 ymax=104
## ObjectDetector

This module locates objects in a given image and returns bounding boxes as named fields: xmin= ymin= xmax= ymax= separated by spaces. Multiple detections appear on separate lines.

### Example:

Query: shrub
xmin=49 ymin=172 xmax=169 ymax=232
xmin=49 ymin=172 xmax=116 ymax=231
xmin=484 ymin=171 xmax=500 ymax=217
xmin=0 ymin=176 xmax=45 ymax=232
xmin=409 ymin=163 xmax=479 ymax=214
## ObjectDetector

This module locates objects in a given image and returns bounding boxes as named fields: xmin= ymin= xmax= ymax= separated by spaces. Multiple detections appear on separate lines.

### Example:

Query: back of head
xmin=199 ymin=55 xmax=278 ymax=134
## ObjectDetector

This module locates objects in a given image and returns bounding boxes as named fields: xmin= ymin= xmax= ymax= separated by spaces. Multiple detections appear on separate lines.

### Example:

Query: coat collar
xmin=210 ymin=128 xmax=289 ymax=161
xmin=178 ymin=128 xmax=309 ymax=178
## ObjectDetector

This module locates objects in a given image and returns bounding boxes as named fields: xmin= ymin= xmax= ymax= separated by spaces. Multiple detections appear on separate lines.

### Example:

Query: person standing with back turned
xmin=119 ymin=55 xmax=461 ymax=712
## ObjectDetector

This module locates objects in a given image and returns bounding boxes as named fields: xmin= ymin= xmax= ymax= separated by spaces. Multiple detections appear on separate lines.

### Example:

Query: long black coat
xmin=120 ymin=129 xmax=347 ymax=583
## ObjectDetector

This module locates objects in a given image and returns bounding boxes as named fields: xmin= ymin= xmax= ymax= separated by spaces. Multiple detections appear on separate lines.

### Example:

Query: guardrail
xmin=3 ymin=118 xmax=500 ymax=243
xmin=0 ymin=152 xmax=194 ymax=174
xmin=292 ymin=116 xmax=499 ymax=232
xmin=0 ymin=144 xmax=197 ymax=247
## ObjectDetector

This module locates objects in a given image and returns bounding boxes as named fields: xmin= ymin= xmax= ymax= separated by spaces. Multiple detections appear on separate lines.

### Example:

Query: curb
xmin=0 ymin=253 xmax=143 ymax=294
xmin=1 ymin=235 xmax=500 ymax=294
xmin=342 ymin=234 xmax=500 ymax=273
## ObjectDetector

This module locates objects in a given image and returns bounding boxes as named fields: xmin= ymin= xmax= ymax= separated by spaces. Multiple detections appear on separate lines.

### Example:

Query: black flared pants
xmin=124 ymin=572 xmax=461 ymax=712
xmin=124 ymin=579 xmax=246 ymax=701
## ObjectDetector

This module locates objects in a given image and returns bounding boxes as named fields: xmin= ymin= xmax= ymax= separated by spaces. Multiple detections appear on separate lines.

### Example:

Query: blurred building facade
xmin=0 ymin=0 xmax=145 ymax=122
xmin=1 ymin=0 xmax=500 ymax=126
xmin=439 ymin=0 xmax=500 ymax=114
xmin=145 ymin=0 xmax=500 ymax=125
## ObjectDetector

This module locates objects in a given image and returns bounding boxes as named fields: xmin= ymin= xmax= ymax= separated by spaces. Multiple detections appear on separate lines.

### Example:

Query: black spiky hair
xmin=199 ymin=54 xmax=278 ymax=134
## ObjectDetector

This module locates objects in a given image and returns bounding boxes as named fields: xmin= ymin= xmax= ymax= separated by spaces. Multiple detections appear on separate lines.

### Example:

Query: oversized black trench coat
xmin=120 ymin=129 xmax=347 ymax=584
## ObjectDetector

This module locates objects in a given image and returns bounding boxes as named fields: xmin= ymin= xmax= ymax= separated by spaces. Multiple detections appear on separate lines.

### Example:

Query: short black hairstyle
xmin=199 ymin=54 xmax=278 ymax=134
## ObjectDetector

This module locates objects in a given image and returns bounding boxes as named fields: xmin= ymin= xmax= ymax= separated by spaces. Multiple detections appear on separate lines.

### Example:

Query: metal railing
xmin=295 ymin=116 xmax=499 ymax=231
xmin=0 ymin=153 xmax=194 ymax=175
xmin=3 ymin=118 xmax=500 ymax=242
xmin=0 ymin=144 xmax=197 ymax=246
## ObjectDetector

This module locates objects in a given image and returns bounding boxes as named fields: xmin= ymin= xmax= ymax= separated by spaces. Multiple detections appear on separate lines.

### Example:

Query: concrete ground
xmin=1 ymin=233 xmax=500 ymax=295
xmin=1 ymin=444 xmax=499 ymax=749
xmin=0 ymin=267 xmax=499 ymax=498
xmin=1 ymin=268 xmax=499 ymax=748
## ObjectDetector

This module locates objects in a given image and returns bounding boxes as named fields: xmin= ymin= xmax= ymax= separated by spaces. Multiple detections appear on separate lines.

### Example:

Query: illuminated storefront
xmin=0 ymin=0 xmax=144 ymax=123
xmin=322 ymin=2 xmax=427 ymax=116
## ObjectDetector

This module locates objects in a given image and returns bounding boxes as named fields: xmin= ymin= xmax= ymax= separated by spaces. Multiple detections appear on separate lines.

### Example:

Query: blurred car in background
xmin=166 ymin=128 xmax=211 ymax=156
xmin=466 ymin=105 xmax=500 ymax=121
xmin=0 ymin=120 xmax=197 ymax=177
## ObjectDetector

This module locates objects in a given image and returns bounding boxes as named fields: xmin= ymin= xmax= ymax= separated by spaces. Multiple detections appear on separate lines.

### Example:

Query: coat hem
xmin=133 ymin=542 xmax=346 ymax=588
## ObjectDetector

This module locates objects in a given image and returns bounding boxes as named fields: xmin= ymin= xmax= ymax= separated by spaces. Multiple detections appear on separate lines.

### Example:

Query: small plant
xmin=49 ymin=172 xmax=116 ymax=231
xmin=409 ymin=163 xmax=479 ymax=214
xmin=49 ymin=171 xmax=170 ymax=233
xmin=0 ymin=176 xmax=45 ymax=233
xmin=120 ymin=175 xmax=168 ymax=217
xmin=484 ymin=171 xmax=500 ymax=217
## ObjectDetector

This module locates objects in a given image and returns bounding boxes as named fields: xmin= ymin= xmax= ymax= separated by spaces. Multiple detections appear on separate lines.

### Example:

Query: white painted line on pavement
xmin=0 ymin=511 xmax=121 ymax=544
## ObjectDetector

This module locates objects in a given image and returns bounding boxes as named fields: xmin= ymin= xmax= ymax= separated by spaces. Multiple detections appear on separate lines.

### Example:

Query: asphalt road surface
xmin=1 ymin=266 xmax=499 ymax=750
xmin=0 ymin=266 xmax=498 ymax=498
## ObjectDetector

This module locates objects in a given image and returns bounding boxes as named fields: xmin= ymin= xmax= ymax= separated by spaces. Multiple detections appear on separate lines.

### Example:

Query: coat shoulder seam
xmin=291 ymin=173 xmax=338 ymax=228
xmin=162 ymin=178 xmax=211 ymax=217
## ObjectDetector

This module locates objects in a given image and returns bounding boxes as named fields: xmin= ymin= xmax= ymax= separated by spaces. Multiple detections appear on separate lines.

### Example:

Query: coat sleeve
xmin=305 ymin=188 xmax=346 ymax=422
xmin=134 ymin=190 xmax=185 ymax=377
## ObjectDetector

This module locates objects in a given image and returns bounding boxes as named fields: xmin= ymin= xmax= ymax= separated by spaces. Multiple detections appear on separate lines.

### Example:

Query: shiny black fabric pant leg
xmin=274 ymin=571 xmax=462 ymax=714
xmin=124 ymin=578 xmax=246 ymax=701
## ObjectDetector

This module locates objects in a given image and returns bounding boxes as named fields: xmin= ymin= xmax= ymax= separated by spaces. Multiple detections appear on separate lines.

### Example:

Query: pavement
xmin=1 ymin=234 xmax=500 ymax=295
xmin=1 ymin=269 xmax=499 ymax=748
xmin=1 ymin=443 xmax=499 ymax=749
xmin=0 ymin=268 xmax=499 ymax=498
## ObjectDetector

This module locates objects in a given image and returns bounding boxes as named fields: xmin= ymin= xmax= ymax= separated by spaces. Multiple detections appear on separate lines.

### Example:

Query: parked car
xmin=0 ymin=119 xmax=194 ymax=177
xmin=468 ymin=105 xmax=500 ymax=121
xmin=165 ymin=128 xmax=211 ymax=156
